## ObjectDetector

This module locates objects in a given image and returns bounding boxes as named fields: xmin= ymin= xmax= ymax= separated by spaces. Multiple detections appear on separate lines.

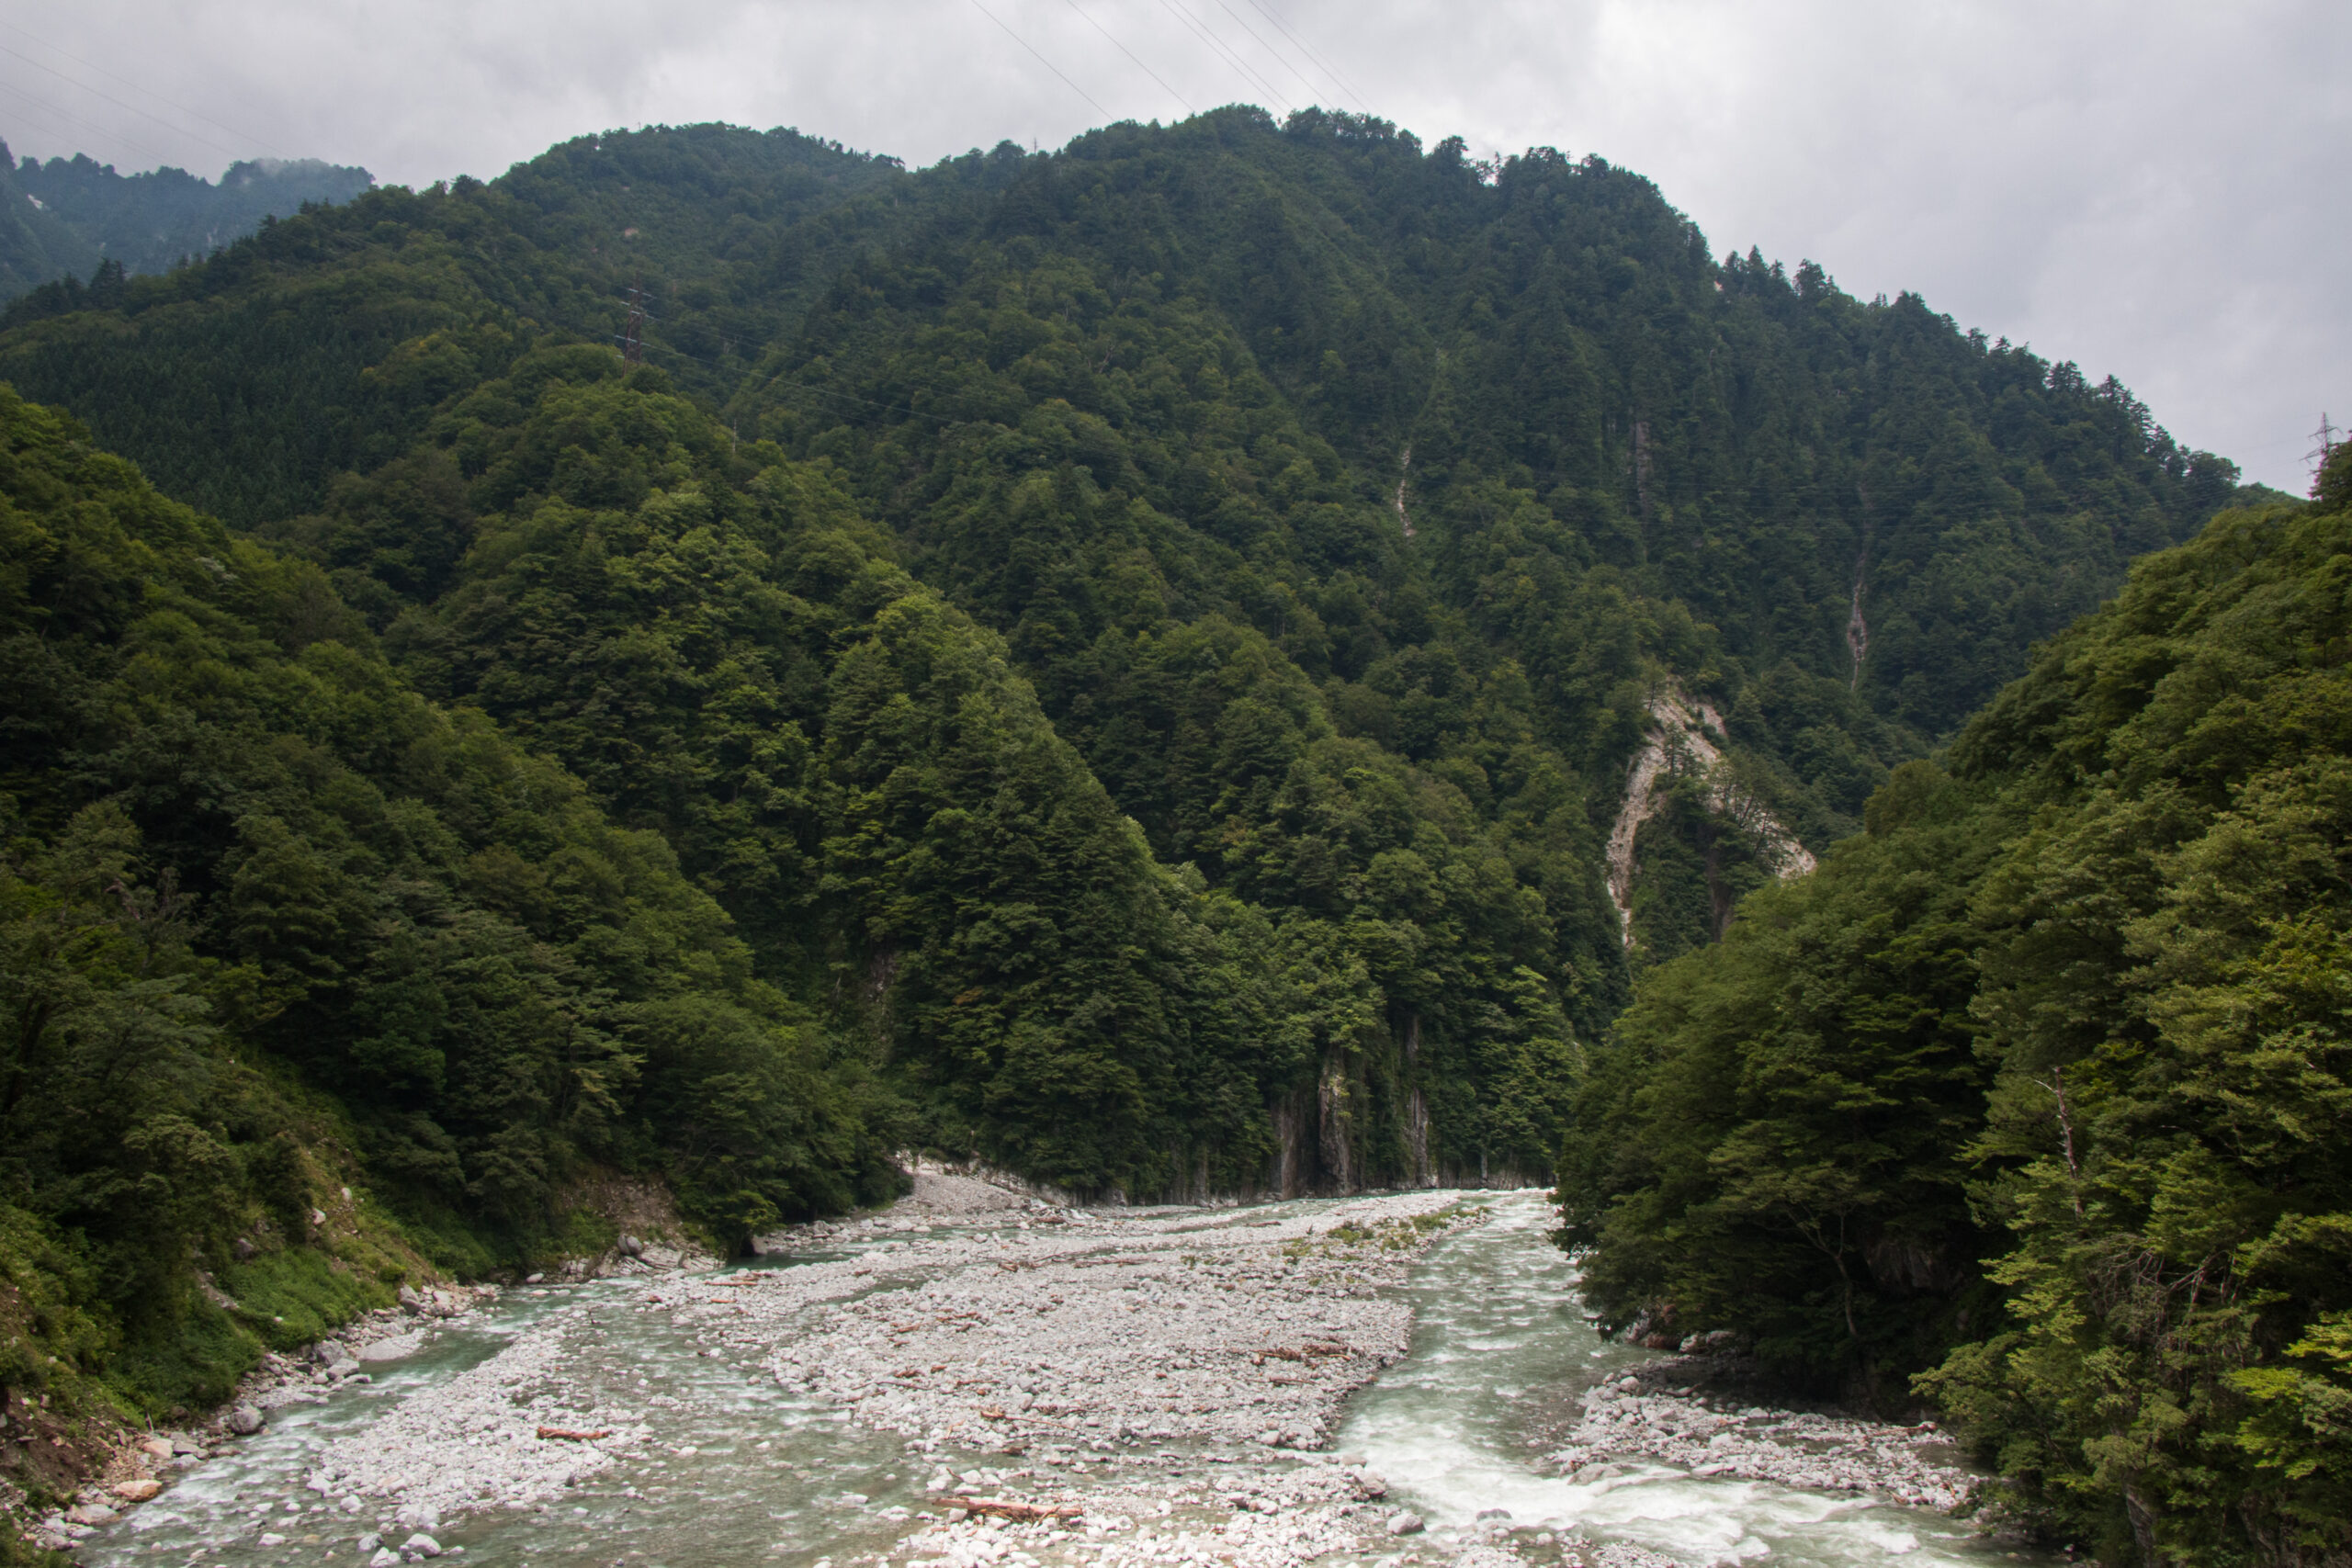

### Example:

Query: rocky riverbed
xmin=1550 ymin=1371 xmax=1973 ymax=1514
xmin=272 ymin=1185 xmax=1484 ymax=1565
xmin=56 ymin=1182 xmax=1992 ymax=1568
xmin=17 ymin=1284 xmax=502 ymax=1556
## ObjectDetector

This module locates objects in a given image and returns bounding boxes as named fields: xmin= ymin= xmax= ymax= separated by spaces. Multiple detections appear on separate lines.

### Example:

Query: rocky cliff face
xmin=1606 ymin=689 xmax=1817 ymax=954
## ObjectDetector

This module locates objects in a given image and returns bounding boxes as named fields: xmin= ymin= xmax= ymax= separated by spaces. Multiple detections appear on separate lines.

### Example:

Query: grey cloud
xmin=4 ymin=0 xmax=2345 ymax=487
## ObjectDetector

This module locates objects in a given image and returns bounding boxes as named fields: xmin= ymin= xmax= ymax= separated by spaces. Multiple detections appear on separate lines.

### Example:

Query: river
xmin=80 ymin=1191 xmax=2020 ymax=1568
xmin=1339 ymin=1197 xmax=2009 ymax=1568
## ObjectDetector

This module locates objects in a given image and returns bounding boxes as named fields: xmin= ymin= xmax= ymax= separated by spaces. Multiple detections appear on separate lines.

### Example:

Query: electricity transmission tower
xmin=620 ymin=276 xmax=649 ymax=366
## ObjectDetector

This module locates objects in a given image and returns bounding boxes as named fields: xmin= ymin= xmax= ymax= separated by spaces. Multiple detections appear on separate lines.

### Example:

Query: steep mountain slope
xmin=724 ymin=109 xmax=2245 ymax=976
xmin=8 ymin=344 xmax=1432 ymax=1483
xmin=0 ymin=380 xmax=886 ymax=1450
xmin=0 ymin=106 xmax=2320 ymax=1568
xmin=1560 ymin=446 xmax=2352 ymax=1565
xmin=0 ymin=111 xmax=2259 ymax=1207
xmin=11 ymin=151 xmax=373 ymax=284
xmin=0 ymin=139 xmax=99 ymax=296
xmin=279 ymin=343 xmax=1580 ymax=1191
xmin=754 ymin=108 xmax=2240 ymax=724
xmin=0 ymin=124 xmax=913 ymax=527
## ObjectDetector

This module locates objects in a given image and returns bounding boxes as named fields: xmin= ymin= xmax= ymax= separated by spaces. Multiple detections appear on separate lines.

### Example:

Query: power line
xmin=0 ymin=41 xmax=246 ymax=165
xmin=1204 ymin=0 xmax=1318 ymax=105
xmin=1155 ymin=0 xmax=1290 ymax=112
xmin=966 ymin=0 xmax=1111 ymax=120
xmin=1170 ymin=0 xmax=1298 ymax=110
xmin=0 ymin=19 xmax=288 ymax=159
xmin=1240 ymin=0 xmax=1372 ymax=113
xmin=0 ymin=79 xmax=182 ymax=171
xmin=1062 ymin=0 xmax=1195 ymax=118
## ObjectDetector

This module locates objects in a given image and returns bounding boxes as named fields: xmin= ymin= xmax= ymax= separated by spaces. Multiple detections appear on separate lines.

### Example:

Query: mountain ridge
xmin=0 ymin=137 xmax=372 ymax=299
xmin=0 ymin=110 xmax=2263 ymax=1201
xmin=0 ymin=112 xmax=2292 ymax=1561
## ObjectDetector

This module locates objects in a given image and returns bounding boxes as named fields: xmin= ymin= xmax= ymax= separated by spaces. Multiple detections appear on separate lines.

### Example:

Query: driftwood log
xmin=1246 ymin=1341 xmax=1351 ymax=1365
xmin=943 ymin=1496 xmax=1083 ymax=1522
xmin=535 ymin=1427 xmax=612 ymax=1442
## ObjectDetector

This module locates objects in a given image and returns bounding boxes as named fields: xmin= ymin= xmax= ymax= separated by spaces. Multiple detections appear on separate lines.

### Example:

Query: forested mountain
xmin=0 ymin=141 xmax=97 ymax=298
xmin=0 ymin=109 xmax=2246 ymax=993
xmin=0 ymin=142 xmax=371 ymax=299
xmin=0 ymin=124 xmax=910 ymax=524
xmin=0 ymin=381 xmax=895 ymax=1400
xmin=1560 ymin=444 xmax=2352 ymax=1565
xmin=0 ymin=343 xmax=1572 ymax=1450
xmin=15 ymin=152 xmax=373 ymax=282
xmin=0 ymin=107 xmax=2256 ymax=1207
xmin=0 ymin=105 xmax=2294 ymax=1563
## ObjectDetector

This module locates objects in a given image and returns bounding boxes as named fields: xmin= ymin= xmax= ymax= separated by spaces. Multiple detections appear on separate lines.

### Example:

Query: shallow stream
xmin=1339 ymin=1195 xmax=2013 ymax=1568
xmin=84 ymin=1194 xmax=2021 ymax=1568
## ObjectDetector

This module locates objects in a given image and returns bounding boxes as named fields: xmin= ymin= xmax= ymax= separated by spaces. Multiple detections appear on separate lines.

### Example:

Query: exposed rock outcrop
xmin=1604 ymin=688 xmax=1816 ymax=951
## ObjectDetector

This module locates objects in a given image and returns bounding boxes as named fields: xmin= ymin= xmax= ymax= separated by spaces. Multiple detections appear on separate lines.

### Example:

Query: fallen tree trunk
xmin=943 ymin=1496 xmax=1083 ymax=1521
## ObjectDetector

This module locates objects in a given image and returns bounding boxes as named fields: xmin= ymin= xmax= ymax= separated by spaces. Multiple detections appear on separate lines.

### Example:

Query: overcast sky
xmin=3 ymin=0 xmax=2344 ymax=490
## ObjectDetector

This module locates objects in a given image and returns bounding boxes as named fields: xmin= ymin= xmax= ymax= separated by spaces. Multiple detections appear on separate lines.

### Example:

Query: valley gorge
xmin=0 ymin=106 xmax=2338 ymax=1568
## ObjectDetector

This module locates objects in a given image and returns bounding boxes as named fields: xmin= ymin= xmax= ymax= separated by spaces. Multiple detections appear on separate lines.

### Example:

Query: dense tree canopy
xmin=6 ymin=150 xmax=372 ymax=288
xmin=0 ymin=108 xmax=2290 ymax=1560
xmin=1561 ymin=445 xmax=2352 ymax=1566
xmin=0 ymin=381 xmax=914 ymax=1438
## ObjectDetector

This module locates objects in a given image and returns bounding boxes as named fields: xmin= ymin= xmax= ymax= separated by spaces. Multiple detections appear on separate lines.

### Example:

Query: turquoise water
xmin=1339 ymin=1193 xmax=2016 ymax=1568
xmin=85 ymin=1197 xmax=2022 ymax=1568
xmin=87 ymin=1251 xmax=926 ymax=1567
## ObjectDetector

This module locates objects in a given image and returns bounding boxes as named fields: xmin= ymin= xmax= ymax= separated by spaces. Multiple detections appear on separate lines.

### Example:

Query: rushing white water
xmin=1339 ymin=1193 xmax=2010 ymax=1568
xmin=80 ymin=1194 xmax=2020 ymax=1568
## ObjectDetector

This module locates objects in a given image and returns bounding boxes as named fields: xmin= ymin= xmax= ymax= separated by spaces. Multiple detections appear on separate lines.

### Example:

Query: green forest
xmin=0 ymin=107 xmax=2318 ymax=1563
xmin=1563 ymin=445 xmax=2352 ymax=1564
xmin=0 ymin=140 xmax=371 ymax=299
